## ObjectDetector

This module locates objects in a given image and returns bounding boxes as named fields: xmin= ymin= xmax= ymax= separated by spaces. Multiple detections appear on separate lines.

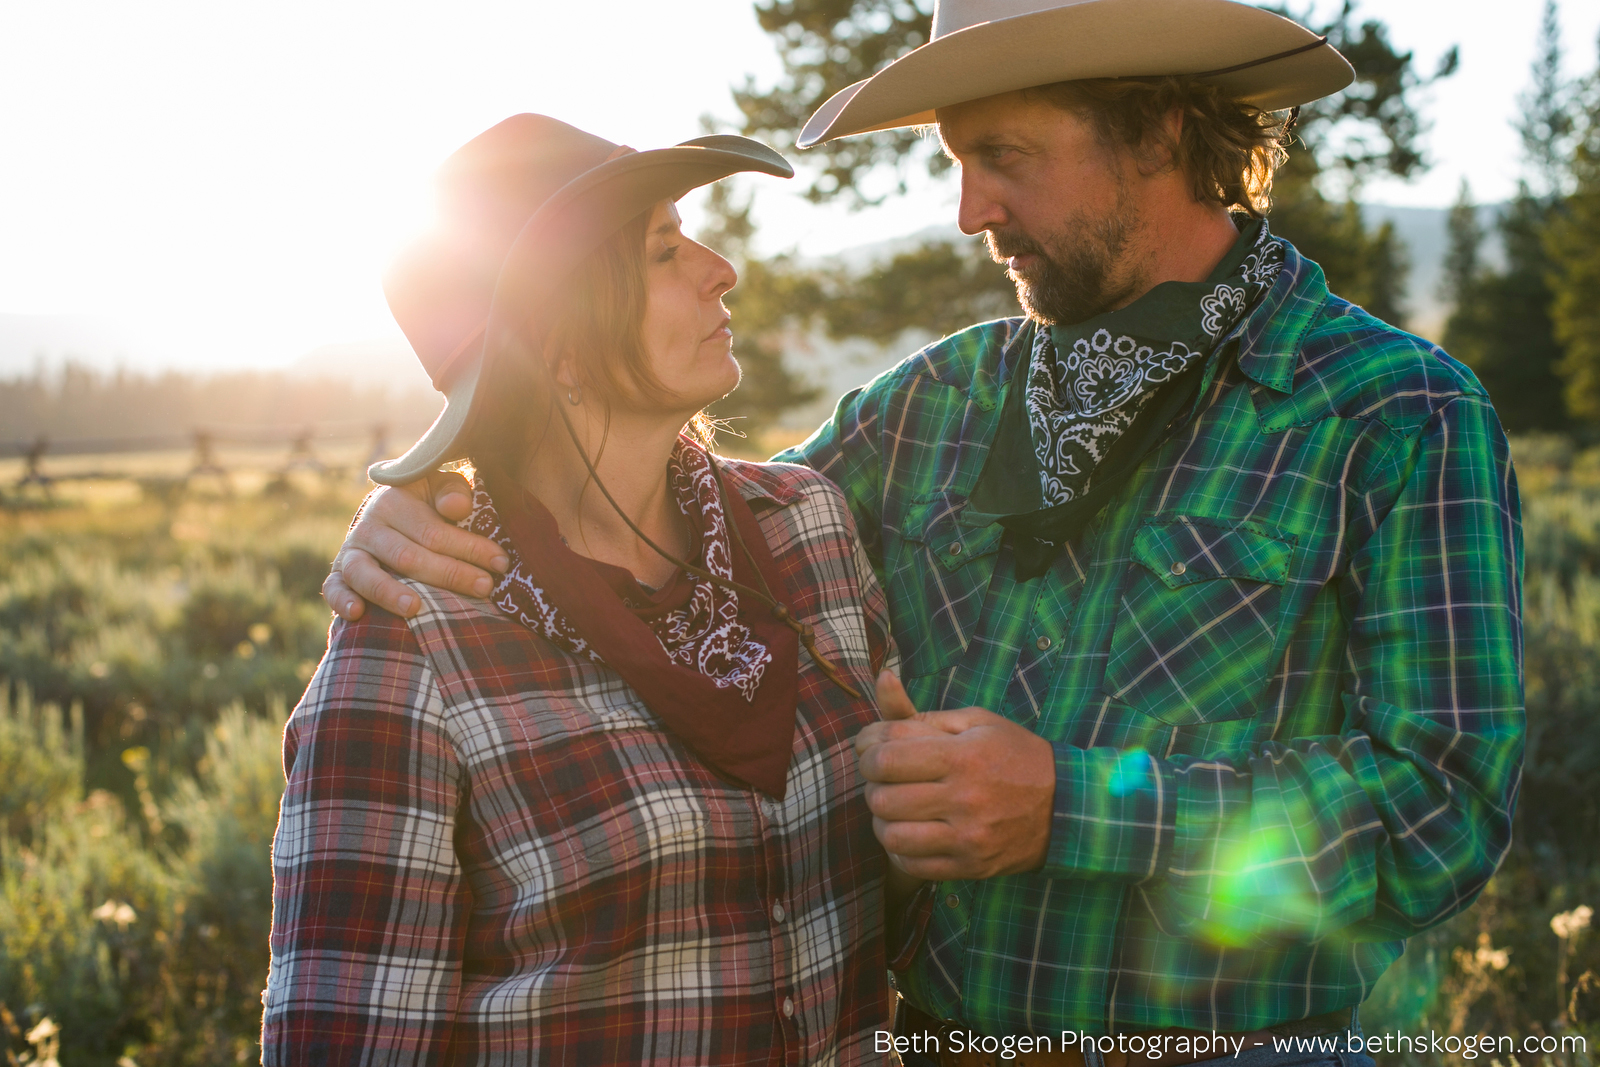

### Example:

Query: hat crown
xmin=435 ymin=114 xmax=617 ymax=247
xmin=385 ymin=115 xmax=616 ymax=392
xmin=933 ymin=0 xmax=1082 ymax=39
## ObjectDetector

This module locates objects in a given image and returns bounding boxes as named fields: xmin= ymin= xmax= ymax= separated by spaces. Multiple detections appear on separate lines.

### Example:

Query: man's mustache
xmin=986 ymin=230 xmax=1048 ymax=266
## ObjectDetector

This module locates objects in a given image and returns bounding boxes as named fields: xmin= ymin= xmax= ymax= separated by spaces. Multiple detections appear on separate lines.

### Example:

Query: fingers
xmin=875 ymin=669 xmax=919 ymax=721
xmin=353 ymin=484 xmax=510 ymax=577
xmin=858 ymin=735 xmax=954 ymax=784
xmin=854 ymin=717 xmax=948 ymax=754
xmin=346 ymin=493 xmax=508 ymax=601
xmin=864 ymin=780 xmax=944 ymax=822
xmin=335 ymin=547 xmax=423 ymax=618
xmin=427 ymin=470 xmax=475 ymax=523
xmin=871 ymin=816 xmax=955 ymax=858
xmin=322 ymin=569 xmax=365 ymax=621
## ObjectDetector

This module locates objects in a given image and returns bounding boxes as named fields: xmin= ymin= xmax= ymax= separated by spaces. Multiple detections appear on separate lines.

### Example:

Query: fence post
xmin=186 ymin=429 xmax=231 ymax=493
xmin=15 ymin=435 xmax=52 ymax=492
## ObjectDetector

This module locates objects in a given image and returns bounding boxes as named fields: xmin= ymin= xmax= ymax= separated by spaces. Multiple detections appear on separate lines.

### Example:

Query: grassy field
xmin=0 ymin=436 xmax=1595 ymax=1065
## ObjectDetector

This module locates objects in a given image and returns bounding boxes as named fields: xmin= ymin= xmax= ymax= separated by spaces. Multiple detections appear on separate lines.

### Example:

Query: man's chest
xmin=879 ymin=374 xmax=1399 ymax=741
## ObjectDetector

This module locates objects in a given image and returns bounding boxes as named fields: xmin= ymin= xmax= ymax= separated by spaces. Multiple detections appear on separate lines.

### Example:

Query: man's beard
xmin=987 ymin=200 xmax=1143 ymax=326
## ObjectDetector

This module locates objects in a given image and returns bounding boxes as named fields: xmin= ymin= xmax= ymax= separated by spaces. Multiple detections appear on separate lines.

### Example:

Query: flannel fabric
xmin=775 ymin=239 xmax=1525 ymax=1037
xmin=263 ymin=460 xmax=895 ymax=1066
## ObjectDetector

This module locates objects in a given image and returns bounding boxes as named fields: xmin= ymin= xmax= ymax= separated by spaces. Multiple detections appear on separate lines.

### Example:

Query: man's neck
xmin=1105 ymin=196 xmax=1241 ymax=314
xmin=519 ymin=408 xmax=692 ymax=584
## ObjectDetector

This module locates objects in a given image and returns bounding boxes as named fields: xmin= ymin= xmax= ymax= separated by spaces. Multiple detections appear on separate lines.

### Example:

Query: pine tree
xmin=1549 ymin=42 xmax=1600 ymax=421
xmin=1440 ymin=178 xmax=1484 ymax=308
xmin=1442 ymin=0 xmax=1574 ymax=431
xmin=1445 ymin=190 xmax=1569 ymax=431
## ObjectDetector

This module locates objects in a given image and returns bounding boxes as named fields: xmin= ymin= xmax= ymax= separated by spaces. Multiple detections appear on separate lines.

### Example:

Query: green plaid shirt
xmin=774 ymin=239 xmax=1524 ymax=1036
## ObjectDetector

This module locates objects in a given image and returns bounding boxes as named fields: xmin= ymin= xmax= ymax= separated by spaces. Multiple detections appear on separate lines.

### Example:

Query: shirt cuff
xmin=1043 ymin=743 xmax=1176 ymax=881
xmin=887 ymin=880 xmax=938 ymax=972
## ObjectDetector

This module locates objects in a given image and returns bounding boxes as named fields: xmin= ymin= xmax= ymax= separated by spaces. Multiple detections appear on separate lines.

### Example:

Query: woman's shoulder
xmin=714 ymin=456 xmax=846 ymax=511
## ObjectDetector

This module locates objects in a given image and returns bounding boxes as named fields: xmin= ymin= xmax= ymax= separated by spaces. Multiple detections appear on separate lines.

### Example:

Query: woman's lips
xmin=705 ymin=317 xmax=732 ymax=341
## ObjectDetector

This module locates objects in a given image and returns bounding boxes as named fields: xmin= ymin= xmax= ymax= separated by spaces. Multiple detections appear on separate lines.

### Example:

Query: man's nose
xmin=956 ymin=169 xmax=1006 ymax=236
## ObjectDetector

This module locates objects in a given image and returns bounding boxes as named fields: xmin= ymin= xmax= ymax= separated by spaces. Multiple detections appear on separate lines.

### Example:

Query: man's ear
xmin=1135 ymin=106 xmax=1184 ymax=177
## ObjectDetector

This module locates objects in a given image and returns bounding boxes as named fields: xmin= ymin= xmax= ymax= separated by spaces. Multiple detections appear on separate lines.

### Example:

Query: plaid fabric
xmin=776 ymin=240 xmax=1525 ymax=1036
xmin=263 ymin=460 xmax=895 ymax=1066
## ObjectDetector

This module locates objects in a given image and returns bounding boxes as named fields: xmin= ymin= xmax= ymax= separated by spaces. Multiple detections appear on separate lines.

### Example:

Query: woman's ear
xmin=550 ymin=358 xmax=578 ymax=391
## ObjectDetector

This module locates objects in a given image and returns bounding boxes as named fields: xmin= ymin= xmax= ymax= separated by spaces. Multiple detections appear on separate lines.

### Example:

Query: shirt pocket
xmin=886 ymin=494 xmax=1006 ymax=677
xmin=1102 ymin=516 xmax=1295 ymax=726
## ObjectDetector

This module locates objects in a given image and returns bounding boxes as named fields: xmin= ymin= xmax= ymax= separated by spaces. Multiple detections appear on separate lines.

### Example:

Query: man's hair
xmin=1027 ymin=76 xmax=1292 ymax=217
xmin=468 ymin=209 xmax=715 ymax=473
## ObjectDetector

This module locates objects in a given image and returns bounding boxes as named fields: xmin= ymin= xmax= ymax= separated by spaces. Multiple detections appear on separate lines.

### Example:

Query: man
xmin=324 ymin=0 xmax=1524 ymax=1062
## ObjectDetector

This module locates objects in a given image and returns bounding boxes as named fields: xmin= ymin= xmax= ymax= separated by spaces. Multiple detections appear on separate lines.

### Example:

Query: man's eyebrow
xmin=939 ymin=130 xmax=1010 ymax=158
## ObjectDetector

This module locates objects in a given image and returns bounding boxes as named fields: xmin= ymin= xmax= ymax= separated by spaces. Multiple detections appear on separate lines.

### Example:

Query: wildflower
xmin=92 ymin=898 xmax=139 ymax=929
xmin=1551 ymin=905 xmax=1593 ymax=939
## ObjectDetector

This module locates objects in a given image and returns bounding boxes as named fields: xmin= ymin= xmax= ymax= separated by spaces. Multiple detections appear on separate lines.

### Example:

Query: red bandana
xmin=469 ymin=439 xmax=800 ymax=798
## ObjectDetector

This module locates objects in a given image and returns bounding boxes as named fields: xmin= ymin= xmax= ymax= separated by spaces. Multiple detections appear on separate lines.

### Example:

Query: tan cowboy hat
xmin=797 ymin=0 xmax=1354 ymax=147
xmin=369 ymin=115 xmax=792 ymax=486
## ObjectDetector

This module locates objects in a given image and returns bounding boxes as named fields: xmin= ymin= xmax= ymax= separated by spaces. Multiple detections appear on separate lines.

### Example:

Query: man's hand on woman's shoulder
xmin=324 ymin=471 xmax=510 ymax=621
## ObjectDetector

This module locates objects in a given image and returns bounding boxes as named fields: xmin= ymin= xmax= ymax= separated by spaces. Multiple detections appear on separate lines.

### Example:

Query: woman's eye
xmin=656 ymin=245 xmax=680 ymax=263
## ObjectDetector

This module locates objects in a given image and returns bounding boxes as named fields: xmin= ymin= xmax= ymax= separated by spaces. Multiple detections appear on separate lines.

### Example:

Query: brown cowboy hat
xmin=797 ymin=0 xmax=1354 ymax=147
xmin=370 ymin=114 xmax=792 ymax=486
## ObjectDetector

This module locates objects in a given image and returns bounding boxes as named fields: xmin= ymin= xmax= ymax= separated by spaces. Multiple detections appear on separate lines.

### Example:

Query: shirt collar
xmin=1230 ymin=236 xmax=1330 ymax=395
xmin=716 ymin=455 xmax=807 ymax=508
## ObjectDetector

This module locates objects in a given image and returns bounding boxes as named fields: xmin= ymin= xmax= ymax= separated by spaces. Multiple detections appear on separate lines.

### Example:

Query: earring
xmin=566 ymin=386 xmax=582 ymax=406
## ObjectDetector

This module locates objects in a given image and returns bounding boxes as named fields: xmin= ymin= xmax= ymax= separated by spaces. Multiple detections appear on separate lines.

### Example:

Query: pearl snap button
xmin=782 ymin=997 xmax=795 ymax=1018
xmin=1035 ymin=636 xmax=1052 ymax=651
xmin=772 ymin=903 xmax=786 ymax=923
xmin=948 ymin=542 xmax=963 ymax=556
xmin=946 ymin=893 xmax=960 ymax=909
xmin=1170 ymin=560 xmax=1187 ymax=576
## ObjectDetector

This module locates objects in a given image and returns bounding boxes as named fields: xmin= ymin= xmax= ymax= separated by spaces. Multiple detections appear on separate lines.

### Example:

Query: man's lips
xmin=1006 ymin=252 xmax=1039 ymax=273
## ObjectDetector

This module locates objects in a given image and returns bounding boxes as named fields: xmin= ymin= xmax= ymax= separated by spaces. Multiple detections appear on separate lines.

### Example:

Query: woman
xmin=262 ymin=115 xmax=898 ymax=1064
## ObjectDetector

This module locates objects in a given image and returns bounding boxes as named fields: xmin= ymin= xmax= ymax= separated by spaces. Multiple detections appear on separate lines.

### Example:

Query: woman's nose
xmin=703 ymin=246 xmax=737 ymax=298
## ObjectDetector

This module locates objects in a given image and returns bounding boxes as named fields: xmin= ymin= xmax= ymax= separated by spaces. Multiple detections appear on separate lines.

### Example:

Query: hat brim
xmin=797 ymin=0 xmax=1354 ymax=148
xmin=368 ymin=137 xmax=792 ymax=486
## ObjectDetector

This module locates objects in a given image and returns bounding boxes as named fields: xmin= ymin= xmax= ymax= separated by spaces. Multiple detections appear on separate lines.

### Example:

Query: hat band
xmin=1184 ymin=35 xmax=1329 ymax=79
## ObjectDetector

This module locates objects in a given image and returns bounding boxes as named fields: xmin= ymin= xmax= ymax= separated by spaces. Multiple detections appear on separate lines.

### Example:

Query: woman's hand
xmin=323 ymin=471 xmax=510 ymax=619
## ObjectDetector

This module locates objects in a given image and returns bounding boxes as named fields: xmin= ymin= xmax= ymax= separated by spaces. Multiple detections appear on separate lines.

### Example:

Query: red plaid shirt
xmin=263 ymin=460 xmax=895 ymax=1065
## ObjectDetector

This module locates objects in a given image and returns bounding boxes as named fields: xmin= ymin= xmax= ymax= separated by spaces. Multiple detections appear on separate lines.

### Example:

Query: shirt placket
xmin=757 ymin=789 xmax=804 ymax=1066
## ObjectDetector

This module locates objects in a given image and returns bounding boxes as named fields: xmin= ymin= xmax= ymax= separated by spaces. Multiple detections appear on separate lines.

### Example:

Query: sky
xmin=1 ymin=0 xmax=1596 ymax=374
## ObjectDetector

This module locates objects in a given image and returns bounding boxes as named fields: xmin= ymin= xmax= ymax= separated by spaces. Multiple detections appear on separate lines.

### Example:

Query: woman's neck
xmin=518 ymin=405 xmax=693 ymax=587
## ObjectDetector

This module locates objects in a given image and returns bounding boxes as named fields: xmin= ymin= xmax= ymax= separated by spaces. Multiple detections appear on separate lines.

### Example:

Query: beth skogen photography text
xmin=2 ymin=0 xmax=1599 ymax=1064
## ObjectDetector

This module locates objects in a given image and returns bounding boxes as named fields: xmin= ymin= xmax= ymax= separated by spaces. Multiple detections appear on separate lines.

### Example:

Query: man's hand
xmin=858 ymin=671 xmax=1056 ymax=882
xmin=323 ymin=471 xmax=509 ymax=620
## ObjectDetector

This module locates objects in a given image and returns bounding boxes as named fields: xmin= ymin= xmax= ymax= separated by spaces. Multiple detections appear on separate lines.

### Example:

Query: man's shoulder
xmin=864 ymin=316 xmax=1027 ymax=399
xmin=1264 ymin=290 xmax=1492 ymax=439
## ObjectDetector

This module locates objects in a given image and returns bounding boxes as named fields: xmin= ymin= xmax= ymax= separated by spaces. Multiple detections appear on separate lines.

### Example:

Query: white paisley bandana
xmin=467 ymin=438 xmax=773 ymax=701
xmin=1025 ymin=220 xmax=1285 ymax=505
